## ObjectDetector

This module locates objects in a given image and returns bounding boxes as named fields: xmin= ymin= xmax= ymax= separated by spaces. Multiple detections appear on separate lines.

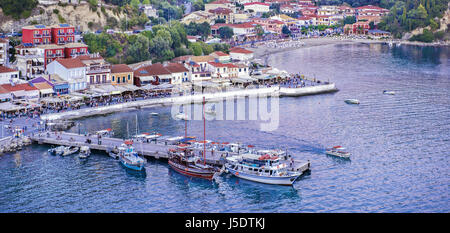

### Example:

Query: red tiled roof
xmin=0 ymin=38 xmax=8 ymax=43
xmin=54 ymin=58 xmax=86 ymax=69
xmin=244 ymin=2 xmax=270 ymax=6
xmin=229 ymin=47 xmax=254 ymax=54
xmin=1 ymin=83 xmax=38 ymax=92
xmin=208 ymin=62 xmax=237 ymax=68
xmin=208 ymin=0 xmax=231 ymax=4
xmin=209 ymin=7 xmax=232 ymax=14
xmin=111 ymin=64 xmax=132 ymax=73
xmin=0 ymin=65 xmax=17 ymax=74
xmin=165 ymin=63 xmax=188 ymax=73
xmin=212 ymin=51 xmax=229 ymax=56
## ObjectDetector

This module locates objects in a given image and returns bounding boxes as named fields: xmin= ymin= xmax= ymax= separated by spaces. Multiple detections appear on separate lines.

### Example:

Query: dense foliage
xmin=83 ymin=21 xmax=229 ymax=64
xmin=378 ymin=0 xmax=449 ymax=39
xmin=0 ymin=0 xmax=37 ymax=19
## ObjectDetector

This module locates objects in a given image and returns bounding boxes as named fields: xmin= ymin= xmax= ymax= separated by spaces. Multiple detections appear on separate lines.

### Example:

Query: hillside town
xmin=0 ymin=0 xmax=422 ymax=115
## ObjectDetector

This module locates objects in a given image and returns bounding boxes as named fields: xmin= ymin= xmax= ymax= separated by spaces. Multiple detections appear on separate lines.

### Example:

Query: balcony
xmin=33 ymin=34 xmax=42 ymax=38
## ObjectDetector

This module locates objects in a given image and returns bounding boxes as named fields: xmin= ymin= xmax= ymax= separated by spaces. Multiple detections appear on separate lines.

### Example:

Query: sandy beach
xmin=247 ymin=37 xmax=449 ymax=62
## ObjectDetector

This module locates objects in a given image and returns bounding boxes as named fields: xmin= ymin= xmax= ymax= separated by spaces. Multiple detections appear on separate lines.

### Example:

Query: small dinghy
xmin=383 ymin=90 xmax=395 ymax=95
xmin=345 ymin=99 xmax=360 ymax=104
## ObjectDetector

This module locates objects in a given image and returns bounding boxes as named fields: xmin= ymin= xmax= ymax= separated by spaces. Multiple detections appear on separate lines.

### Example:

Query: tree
xmin=218 ymin=26 xmax=234 ymax=39
xmin=193 ymin=0 xmax=205 ymax=11
xmin=130 ymin=0 xmax=140 ymax=9
xmin=0 ymin=0 xmax=37 ymax=19
xmin=255 ymin=24 xmax=264 ymax=38
xmin=343 ymin=16 xmax=356 ymax=25
xmin=190 ymin=42 xmax=203 ymax=56
xmin=282 ymin=25 xmax=291 ymax=36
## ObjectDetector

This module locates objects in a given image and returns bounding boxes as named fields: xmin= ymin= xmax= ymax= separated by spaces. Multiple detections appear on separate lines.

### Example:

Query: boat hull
xmin=120 ymin=159 xmax=145 ymax=171
xmin=225 ymin=165 xmax=299 ymax=186
xmin=168 ymin=160 xmax=215 ymax=180
xmin=325 ymin=151 xmax=350 ymax=159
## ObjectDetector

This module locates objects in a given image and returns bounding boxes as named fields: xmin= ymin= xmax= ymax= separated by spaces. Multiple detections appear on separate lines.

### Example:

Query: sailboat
xmin=168 ymin=97 xmax=219 ymax=180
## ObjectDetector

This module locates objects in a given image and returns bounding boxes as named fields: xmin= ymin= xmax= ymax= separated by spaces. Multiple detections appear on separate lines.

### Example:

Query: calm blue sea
xmin=0 ymin=43 xmax=449 ymax=213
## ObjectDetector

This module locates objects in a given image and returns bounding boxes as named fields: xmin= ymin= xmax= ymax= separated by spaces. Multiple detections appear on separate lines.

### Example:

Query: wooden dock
xmin=29 ymin=132 xmax=311 ymax=173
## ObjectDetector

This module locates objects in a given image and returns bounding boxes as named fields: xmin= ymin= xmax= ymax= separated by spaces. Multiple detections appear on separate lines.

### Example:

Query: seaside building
xmin=229 ymin=47 xmax=254 ymax=61
xmin=133 ymin=63 xmax=189 ymax=86
xmin=0 ymin=83 xmax=40 ymax=101
xmin=111 ymin=64 xmax=134 ymax=85
xmin=15 ymin=44 xmax=45 ymax=80
xmin=46 ymin=57 xmax=87 ymax=92
xmin=78 ymin=54 xmax=111 ymax=87
xmin=210 ymin=51 xmax=231 ymax=63
xmin=207 ymin=62 xmax=238 ymax=79
xmin=344 ymin=21 xmax=370 ymax=35
xmin=355 ymin=5 xmax=389 ymax=24
xmin=0 ymin=65 xmax=19 ymax=84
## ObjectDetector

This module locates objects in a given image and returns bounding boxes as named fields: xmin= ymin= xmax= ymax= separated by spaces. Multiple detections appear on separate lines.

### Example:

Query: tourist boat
xmin=175 ymin=112 xmax=189 ymax=120
xmin=325 ymin=146 xmax=351 ymax=159
xmin=168 ymin=147 xmax=219 ymax=180
xmin=61 ymin=146 xmax=79 ymax=156
xmin=78 ymin=146 xmax=91 ymax=159
xmin=224 ymin=153 xmax=302 ymax=186
xmin=344 ymin=99 xmax=360 ymax=104
xmin=150 ymin=112 xmax=159 ymax=116
xmin=118 ymin=140 xmax=145 ymax=171
xmin=48 ymin=145 xmax=65 ymax=156
xmin=383 ymin=90 xmax=395 ymax=95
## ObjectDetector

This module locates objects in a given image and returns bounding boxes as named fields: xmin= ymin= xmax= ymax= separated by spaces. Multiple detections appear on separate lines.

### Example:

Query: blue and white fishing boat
xmin=225 ymin=153 xmax=302 ymax=186
xmin=118 ymin=140 xmax=145 ymax=171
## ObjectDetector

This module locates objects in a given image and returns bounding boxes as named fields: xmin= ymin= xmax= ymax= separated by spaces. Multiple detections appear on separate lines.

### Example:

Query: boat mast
xmin=203 ymin=96 xmax=206 ymax=165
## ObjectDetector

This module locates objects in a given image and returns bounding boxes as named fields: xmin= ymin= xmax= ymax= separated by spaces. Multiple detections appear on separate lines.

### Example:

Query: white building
xmin=229 ymin=47 xmax=254 ymax=61
xmin=0 ymin=38 xmax=8 ymax=66
xmin=141 ymin=4 xmax=158 ymax=18
xmin=243 ymin=2 xmax=270 ymax=14
xmin=46 ymin=57 xmax=87 ymax=92
xmin=0 ymin=65 xmax=19 ymax=84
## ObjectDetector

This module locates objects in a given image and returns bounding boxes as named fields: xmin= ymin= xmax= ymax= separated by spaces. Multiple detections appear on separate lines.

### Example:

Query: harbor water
xmin=0 ymin=43 xmax=449 ymax=212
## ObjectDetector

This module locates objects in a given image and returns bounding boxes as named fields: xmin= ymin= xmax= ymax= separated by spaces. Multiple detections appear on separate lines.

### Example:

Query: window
xmin=90 ymin=76 xmax=94 ymax=84
xmin=123 ymin=77 xmax=126 ymax=83
xmin=128 ymin=75 xmax=131 ymax=80
xmin=112 ymin=76 xmax=115 ymax=82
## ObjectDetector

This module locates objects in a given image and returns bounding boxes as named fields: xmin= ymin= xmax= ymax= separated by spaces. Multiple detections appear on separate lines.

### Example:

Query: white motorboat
xmin=175 ymin=113 xmax=189 ymax=120
xmin=344 ymin=99 xmax=360 ymax=104
xmin=325 ymin=146 xmax=351 ymax=159
xmin=225 ymin=153 xmax=302 ymax=186
xmin=61 ymin=146 xmax=79 ymax=156
xmin=383 ymin=90 xmax=395 ymax=95
xmin=48 ymin=146 xmax=65 ymax=156
xmin=78 ymin=146 xmax=91 ymax=159
xmin=150 ymin=112 xmax=159 ymax=116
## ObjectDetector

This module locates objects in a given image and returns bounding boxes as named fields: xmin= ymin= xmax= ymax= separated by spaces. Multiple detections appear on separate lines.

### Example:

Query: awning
xmin=39 ymin=89 xmax=54 ymax=95
xmin=139 ymin=76 xmax=155 ymax=82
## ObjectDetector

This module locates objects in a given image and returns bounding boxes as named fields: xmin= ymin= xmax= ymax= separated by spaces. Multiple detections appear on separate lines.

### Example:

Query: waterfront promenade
xmin=40 ymin=84 xmax=337 ymax=121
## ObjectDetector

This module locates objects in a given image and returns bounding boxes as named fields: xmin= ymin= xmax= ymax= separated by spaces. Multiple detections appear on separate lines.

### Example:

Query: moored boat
xmin=224 ymin=153 xmax=302 ymax=186
xmin=48 ymin=145 xmax=65 ymax=156
xmin=325 ymin=146 xmax=351 ymax=159
xmin=118 ymin=140 xmax=145 ymax=171
xmin=78 ymin=146 xmax=91 ymax=159
xmin=61 ymin=146 xmax=79 ymax=156
xmin=168 ymin=146 xmax=219 ymax=180
xmin=383 ymin=90 xmax=395 ymax=95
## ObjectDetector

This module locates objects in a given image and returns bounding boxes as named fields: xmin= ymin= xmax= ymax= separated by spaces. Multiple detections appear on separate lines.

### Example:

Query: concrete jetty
xmin=40 ymin=85 xmax=337 ymax=121
xmin=29 ymin=131 xmax=311 ymax=173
